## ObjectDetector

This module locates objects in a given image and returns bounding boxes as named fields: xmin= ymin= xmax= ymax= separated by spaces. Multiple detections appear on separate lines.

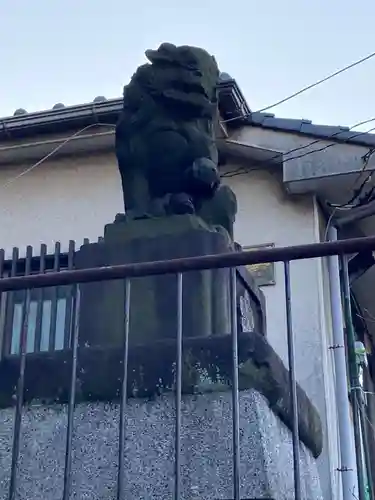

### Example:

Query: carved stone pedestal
xmin=0 ymin=392 xmax=322 ymax=500
xmin=0 ymin=332 xmax=323 ymax=499
xmin=0 ymin=332 xmax=323 ymax=500
xmin=75 ymin=215 xmax=265 ymax=347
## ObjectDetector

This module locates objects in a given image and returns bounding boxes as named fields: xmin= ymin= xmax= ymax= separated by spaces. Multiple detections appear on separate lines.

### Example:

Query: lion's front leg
xmin=166 ymin=193 xmax=195 ymax=215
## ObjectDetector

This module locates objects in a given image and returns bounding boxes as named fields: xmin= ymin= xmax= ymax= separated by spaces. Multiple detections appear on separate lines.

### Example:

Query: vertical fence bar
xmin=283 ymin=260 xmax=301 ymax=500
xmin=0 ymin=248 xmax=4 ymax=277
xmin=64 ymin=241 xmax=75 ymax=349
xmin=174 ymin=273 xmax=183 ymax=500
xmin=0 ymin=248 xmax=6 ymax=358
xmin=117 ymin=278 xmax=131 ymax=500
xmin=62 ymin=284 xmax=81 ymax=500
xmin=8 ymin=246 xmax=32 ymax=500
xmin=5 ymin=248 xmax=19 ymax=355
xmin=340 ymin=254 xmax=367 ymax=500
xmin=49 ymin=242 xmax=61 ymax=351
xmin=230 ymin=267 xmax=241 ymax=500
xmin=34 ymin=244 xmax=46 ymax=352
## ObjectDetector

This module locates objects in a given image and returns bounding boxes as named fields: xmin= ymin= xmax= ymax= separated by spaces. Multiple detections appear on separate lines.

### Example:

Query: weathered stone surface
xmin=75 ymin=215 xmax=265 ymax=348
xmin=0 ymin=332 xmax=323 ymax=458
xmin=236 ymin=262 xmax=267 ymax=335
xmin=115 ymin=42 xmax=237 ymax=237
xmin=0 ymin=390 xmax=322 ymax=500
xmin=0 ymin=391 xmax=322 ymax=500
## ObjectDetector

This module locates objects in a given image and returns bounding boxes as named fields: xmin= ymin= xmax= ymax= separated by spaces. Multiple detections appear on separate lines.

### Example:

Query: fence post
xmin=0 ymin=248 xmax=5 ymax=359
xmin=62 ymin=284 xmax=81 ymax=500
xmin=174 ymin=273 xmax=183 ymax=500
xmin=8 ymin=246 xmax=32 ymax=499
xmin=230 ymin=267 xmax=241 ymax=500
xmin=283 ymin=260 xmax=301 ymax=500
xmin=48 ymin=242 xmax=61 ymax=351
xmin=117 ymin=278 xmax=131 ymax=500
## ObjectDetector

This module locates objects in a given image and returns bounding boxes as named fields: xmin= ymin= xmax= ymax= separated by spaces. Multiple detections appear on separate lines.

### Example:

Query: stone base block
xmin=75 ymin=215 xmax=266 ymax=347
xmin=0 ymin=390 xmax=322 ymax=500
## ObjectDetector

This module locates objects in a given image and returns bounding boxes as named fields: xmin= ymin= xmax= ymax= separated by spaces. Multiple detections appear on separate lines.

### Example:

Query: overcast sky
xmin=1 ymin=0 xmax=374 ymax=130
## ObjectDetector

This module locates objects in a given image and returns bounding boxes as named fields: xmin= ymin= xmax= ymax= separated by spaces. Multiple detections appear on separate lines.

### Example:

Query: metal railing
xmin=0 ymin=238 xmax=103 ymax=358
xmin=1 ymin=234 xmax=375 ymax=500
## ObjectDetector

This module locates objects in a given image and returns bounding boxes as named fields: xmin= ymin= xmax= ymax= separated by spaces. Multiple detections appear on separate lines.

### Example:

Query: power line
xmin=221 ymin=50 xmax=375 ymax=124
xmin=223 ymin=123 xmax=375 ymax=240
xmin=285 ymin=125 xmax=375 ymax=163
xmin=280 ymin=117 xmax=375 ymax=159
xmin=3 ymin=111 xmax=375 ymax=214
xmin=0 ymin=123 xmax=116 ymax=190
xmin=257 ymin=50 xmax=375 ymax=113
xmin=328 ymin=148 xmax=375 ymax=209
xmin=221 ymin=119 xmax=375 ymax=179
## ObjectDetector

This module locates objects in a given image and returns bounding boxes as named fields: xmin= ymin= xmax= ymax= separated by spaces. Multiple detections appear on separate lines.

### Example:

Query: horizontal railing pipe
xmin=0 ymin=235 xmax=375 ymax=292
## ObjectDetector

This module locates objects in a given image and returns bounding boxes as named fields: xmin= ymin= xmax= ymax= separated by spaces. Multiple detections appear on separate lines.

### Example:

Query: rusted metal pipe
xmin=1 ymin=235 xmax=375 ymax=292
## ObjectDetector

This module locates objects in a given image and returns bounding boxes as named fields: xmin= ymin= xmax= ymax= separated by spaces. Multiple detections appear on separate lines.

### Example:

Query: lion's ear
xmin=145 ymin=43 xmax=177 ymax=65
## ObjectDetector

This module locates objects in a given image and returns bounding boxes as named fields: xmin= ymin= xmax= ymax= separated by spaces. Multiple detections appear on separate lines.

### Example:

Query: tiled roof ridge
xmin=2 ymin=90 xmax=375 ymax=148
xmin=247 ymin=111 xmax=375 ymax=148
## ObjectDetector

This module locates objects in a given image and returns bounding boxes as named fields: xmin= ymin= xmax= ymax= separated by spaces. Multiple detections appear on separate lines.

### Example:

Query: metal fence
xmin=0 ymin=238 xmax=104 ymax=358
xmin=1 ymin=235 xmax=375 ymax=500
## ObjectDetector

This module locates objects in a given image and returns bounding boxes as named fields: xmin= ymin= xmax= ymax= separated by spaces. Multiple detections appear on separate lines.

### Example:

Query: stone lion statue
xmin=115 ymin=42 xmax=237 ymax=237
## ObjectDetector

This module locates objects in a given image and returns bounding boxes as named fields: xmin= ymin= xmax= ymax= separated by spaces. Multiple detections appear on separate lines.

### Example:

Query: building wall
xmin=0 ymin=152 xmax=123 ymax=257
xmin=0 ymin=150 xmax=335 ymax=497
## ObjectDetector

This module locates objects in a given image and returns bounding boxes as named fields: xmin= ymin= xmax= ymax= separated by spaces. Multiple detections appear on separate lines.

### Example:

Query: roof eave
xmin=0 ymin=79 xmax=250 ymax=141
xmin=243 ymin=115 xmax=375 ymax=149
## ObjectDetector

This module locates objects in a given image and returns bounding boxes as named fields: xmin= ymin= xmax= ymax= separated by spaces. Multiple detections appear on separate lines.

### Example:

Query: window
xmin=0 ymin=242 xmax=76 ymax=357
xmin=1 ymin=283 xmax=74 ymax=356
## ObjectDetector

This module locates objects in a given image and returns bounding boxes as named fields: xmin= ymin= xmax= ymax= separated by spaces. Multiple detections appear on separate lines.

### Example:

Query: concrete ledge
xmin=0 ymin=390 xmax=322 ymax=500
xmin=0 ymin=332 xmax=322 ymax=458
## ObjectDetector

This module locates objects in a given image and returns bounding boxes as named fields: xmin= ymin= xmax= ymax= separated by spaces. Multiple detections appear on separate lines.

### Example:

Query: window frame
xmin=0 ymin=246 xmax=76 ymax=359
xmin=2 ymin=284 xmax=73 ymax=356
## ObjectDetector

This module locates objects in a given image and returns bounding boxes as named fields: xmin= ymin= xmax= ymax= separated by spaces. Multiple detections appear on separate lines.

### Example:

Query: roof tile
xmin=247 ymin=113 xmax=375 ymax=148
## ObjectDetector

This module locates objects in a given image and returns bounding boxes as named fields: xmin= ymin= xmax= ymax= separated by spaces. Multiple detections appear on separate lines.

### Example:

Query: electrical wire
xmin=328 ymin=148 xmax=375 ymax=209
xmin=278 ymin=125 xmax=375 ymax=165
xmin=322 ymin=147 xmax=375 ymax=238
xmin=221 ymin=50 xmax=375 ymax=123
xmin=6 ymin=50 xmax=375 ymax=190
xmin=3 ymin=109 xmax=375 ymax=243
xmin=224 ymin=120 xmax=375 ymax=240
xmin=355 ymin=311 xmax=375 ymax=325
xmin=323 ymin=209 xmax=338 ymax=242
xmin=257 ymin=50 xmax=375 ymax=113
xmin=359 ymin=306 xmax=375 ymax=325
xmin=356 ymin=390 xmax=375 ymax=441
xmin=0 ymin=123 xmax=116 ymax=190
xmin=220 ymin=118 xmax=375 ymax=240
xmin=221 ymin=120 xmax=375 ymax=180
xmin=282 ymin=117 xmax=375 ymax=163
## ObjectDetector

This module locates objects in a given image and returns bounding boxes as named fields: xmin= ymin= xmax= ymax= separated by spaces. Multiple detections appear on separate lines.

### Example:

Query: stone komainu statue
xmin=115 ymin=42 xmax=237 ymax=237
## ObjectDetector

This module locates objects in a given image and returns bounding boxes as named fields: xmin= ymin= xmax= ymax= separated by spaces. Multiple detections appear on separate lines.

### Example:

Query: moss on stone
xmin=0 ymin=332 xmax=323 ymax=458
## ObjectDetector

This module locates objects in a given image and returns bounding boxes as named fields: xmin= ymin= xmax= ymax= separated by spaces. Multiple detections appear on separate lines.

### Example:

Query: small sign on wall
xmin=243 ymin=243 xmax=276 ymax=287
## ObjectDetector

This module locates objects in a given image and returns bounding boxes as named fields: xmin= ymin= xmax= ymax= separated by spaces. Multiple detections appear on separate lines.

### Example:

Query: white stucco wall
xmin=0 ymin=152 xmax=124 ymax=257
xmin=0 ymin=150 xmax=336 ymax=498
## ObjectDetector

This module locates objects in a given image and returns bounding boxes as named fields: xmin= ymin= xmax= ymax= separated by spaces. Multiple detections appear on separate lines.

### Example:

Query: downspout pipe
xmin=327 ymin=225 xmax=359 ymax=499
